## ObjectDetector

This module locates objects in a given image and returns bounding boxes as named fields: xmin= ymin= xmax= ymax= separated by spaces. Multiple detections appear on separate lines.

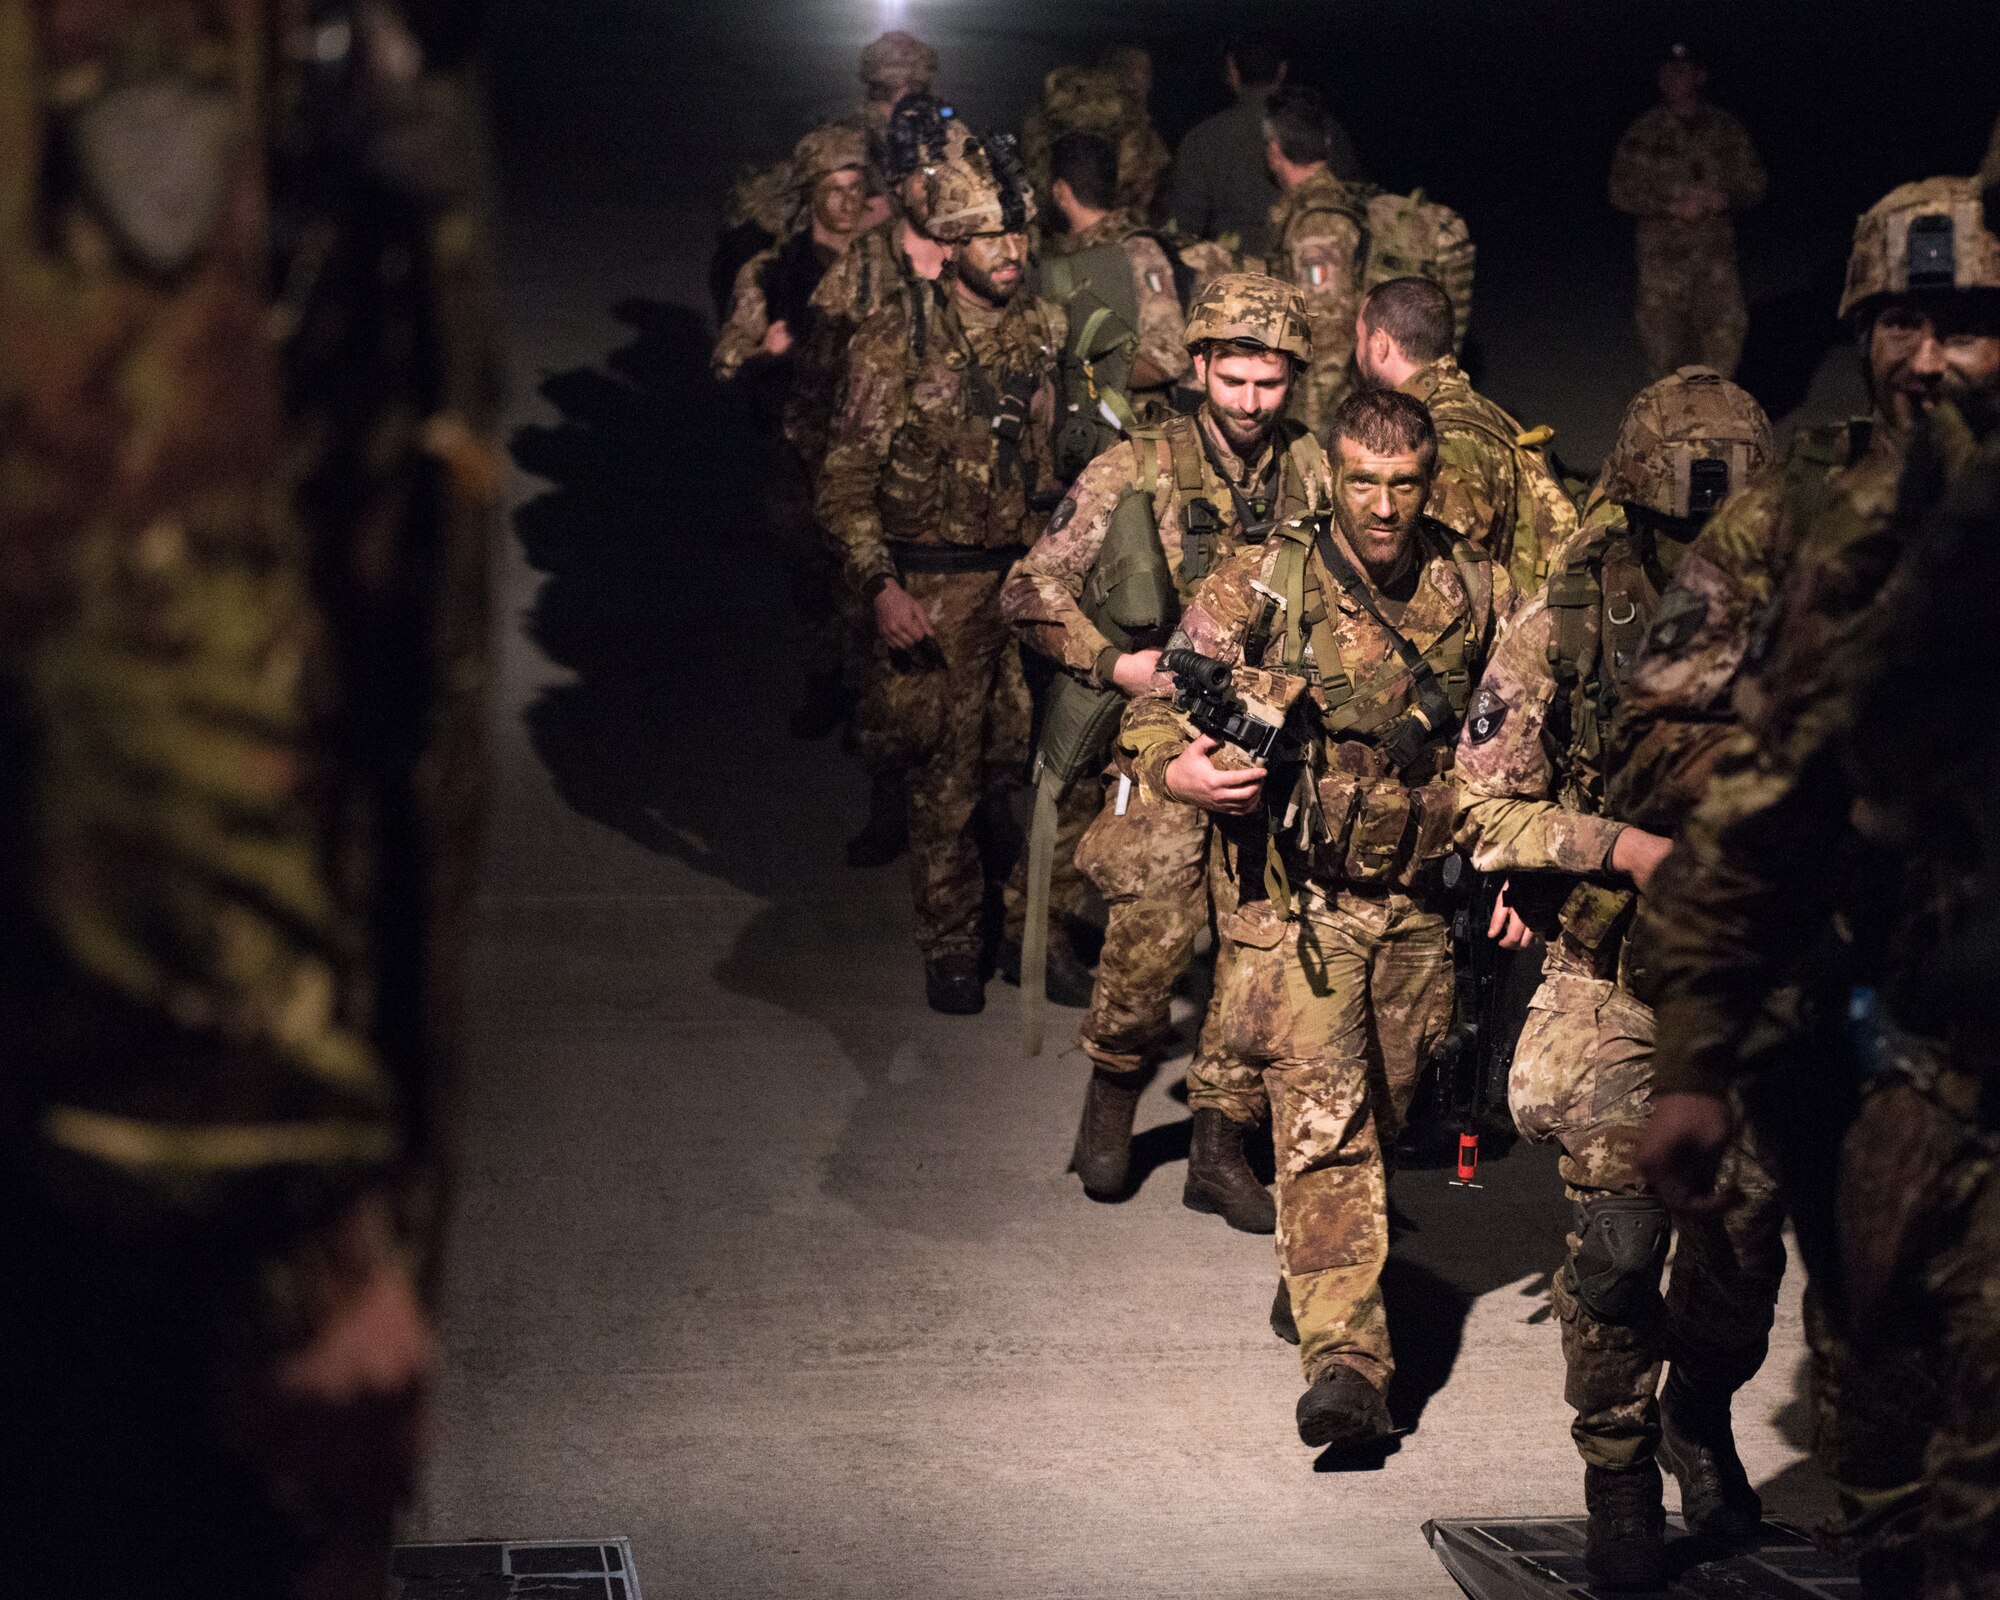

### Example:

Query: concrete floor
xmin=405 ymin=188 xmax=1837 ymax=1596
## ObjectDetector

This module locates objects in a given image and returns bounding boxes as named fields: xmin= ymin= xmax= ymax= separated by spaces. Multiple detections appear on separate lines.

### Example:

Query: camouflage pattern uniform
xmin=1125 ymin=517 xmax=1511 ymax=1391
xmin=1004 ymin=395 xmax=1332 ymax=1073
xmin=0 ymin=4 xmax=497 ymax=1595
xmin=1625 ymin=181 xmax=2000 ymax=1578
xmin=1454 ymin=370 xmax=1785 ymax=1482
xmin=713 ymin=126 xmax=871 ymax=695
xmin=1399 ymin=352 xmax=1579 ymax=593
xmin=1021 ymin=64 xmax=1171 ymax=220
xmin=1268 ymin=169 xmax=1367 ymax=437
xmin=816 ymin=143 xmax=1068 ymax=964
xmin=1609 ymin=102 xmax=1767 ymax=379
xmin=1045 ymin=209 xmax=1192 ymax=394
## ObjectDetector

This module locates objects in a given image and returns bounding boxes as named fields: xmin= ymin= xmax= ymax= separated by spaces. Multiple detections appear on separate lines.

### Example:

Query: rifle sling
xmin=1312 ymin=525 xmax=1449 ymax=707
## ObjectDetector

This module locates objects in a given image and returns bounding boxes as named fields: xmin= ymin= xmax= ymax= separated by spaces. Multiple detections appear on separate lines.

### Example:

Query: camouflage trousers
xmin=1197 ymin=888 xmax=1454 ymax=1389
xmin=1512 ymin=969 xmax=1787 ymax=1471
xmin=1072 ymin=774 xmax=1211 ymax=1072
xmin=1634 ymin=232 xmax=1748 ymax=380
xmin=855 ymin=567 xmax=1081 ymax=959
xmin=1831 ymin=1064 xmax=2000 ymax=1598
xmin=769 ymin=450 xmax=858 ymax=688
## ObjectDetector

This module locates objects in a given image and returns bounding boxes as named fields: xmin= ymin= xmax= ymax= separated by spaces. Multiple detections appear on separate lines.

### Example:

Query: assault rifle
xmin=1158 ymin=647 xmax=1304 ymax=766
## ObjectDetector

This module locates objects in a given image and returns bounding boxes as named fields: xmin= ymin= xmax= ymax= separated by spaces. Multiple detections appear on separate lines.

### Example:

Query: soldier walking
xmin=816 ymin=131 xmax=1077 ymax=1014
xmin=1124 ymin=389 xmax=1512 ymax=1446
xmin=1454 ymin=370 xmax=1783 ymax=1590
xmin=1002 ymin=275 xmax=1329 ymax=1205
xmin=1609 ymin=44 xmax=1766 ymax=379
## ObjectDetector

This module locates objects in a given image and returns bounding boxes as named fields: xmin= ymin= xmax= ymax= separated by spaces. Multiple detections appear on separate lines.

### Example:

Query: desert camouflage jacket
xmin=1609 ymin=103 xmax=1767 ymax=253
xmin=817 ymin=280 xmax=1062 ymax=592
xmin=1001 ymin=413 xmax=1332 ymax=681
xmin=1402 ymin=354 xmax=1578 ymax=593
xmin=1269 ymin=169 xmax=1367 ymax=390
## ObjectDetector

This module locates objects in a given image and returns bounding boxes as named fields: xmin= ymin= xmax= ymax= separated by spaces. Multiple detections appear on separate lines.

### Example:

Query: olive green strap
xmin=1020 ymin=765 xmax=1063 ymax=1057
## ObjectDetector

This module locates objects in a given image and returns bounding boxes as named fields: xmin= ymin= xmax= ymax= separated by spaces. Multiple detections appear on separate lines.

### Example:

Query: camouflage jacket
xmin=1021 ymin=69 xmax=1171 ymax=218
xmin=1638 ymin=414 xmax=1970 ymax=1099
xmin=1454 ymin=505 xmax=1688 ymax=977
xmin=1125 ymin=519 xmax=1511 ymax=905
xmin=817 ymin=282 xmax=1062 ymax=592
xmin=0 ymin=2 xmax=497 ymax=1265
xmin=784 ymin=218 xmax=934 ymax=472
xmin=712 ymin=229 xmax=840 ymax=385
xmin=1605 ymin=416 xmax=1902 ymax=836
xmin=1609 ymin=103 xmax=1767 ymax=255
xmin=1001 ymin=413 xmax=1332 ymax=681
xmin=1268 ymin=169 xmax=1367 ymax=392
xmin=1401 ymin=354 xmax=1578 ymax=593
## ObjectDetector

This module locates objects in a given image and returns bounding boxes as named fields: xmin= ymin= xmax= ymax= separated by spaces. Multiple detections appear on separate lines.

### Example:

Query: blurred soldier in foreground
xmin=1609 ymin=43 xmax=1767 ymax=379
xmin=712 ymin=30 xmax=937 ymax=318
xmin=1629 ymin=176 xmax=2000 ymax=1594
xmin=1356 ymin=275 xmax=1575 ymax=592
xmin=1002 ymin=274 xmax=1329 ymax=1203
xmin=1124 ymin=389 xmax=1511 ymax=1446
xmin=1454 ymin=370 xmax=1780 ymax=1589
xmin=712 ymin=126 xmax=876 ymax=741
xmin=0 ymin=3 xmax=499 ymax=1596
xmin=1264 ymin=86 xmax=1368 ymax=438
xmin=1171 ymin=37 xmax=1362 ymax=259
xmin=1021 ymin=57 xmax=1170 ymax=223
xmin=816 ymin=131 xmax=1075 ymax=1014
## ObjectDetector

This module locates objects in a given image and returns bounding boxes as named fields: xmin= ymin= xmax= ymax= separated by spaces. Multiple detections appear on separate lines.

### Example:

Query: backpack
xmin=1358 ymin=187 xmax=1476 ymax=353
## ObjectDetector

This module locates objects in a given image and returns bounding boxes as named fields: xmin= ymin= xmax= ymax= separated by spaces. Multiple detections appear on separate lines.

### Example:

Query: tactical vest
xmin=1250 ymin=519 xmax=1491 ymax=898
xmin=1033 ymin=417 xmax=1327 ymax=788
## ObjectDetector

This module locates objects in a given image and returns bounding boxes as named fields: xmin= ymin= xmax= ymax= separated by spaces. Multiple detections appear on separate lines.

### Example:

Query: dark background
xmin=482 ymin=0 xmax=1998 ymax=456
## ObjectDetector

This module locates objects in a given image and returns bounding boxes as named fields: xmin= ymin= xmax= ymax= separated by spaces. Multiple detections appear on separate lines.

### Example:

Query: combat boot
xmin=1583 ymin=1461 xmax=1668 ymax=1592
xmin=997 ymin=930 xmax=1094 ymax=1008
xmin=1069 ymin=1068 xmax=1143 ymax=1197
xmin=925 ymin=955 xmax=984 ymax=1015
xmin=1660 ymin=1368 xmax=1762 ymax=1542
xmin=788 ymin=671 xmax=849 ymax=740
xmin=845 ymin=772 xmax=906 ymax=868
xmin=1296 ymin=1364 xmax=1393 ymax=1449
xmin=1271 ymin=1278 xmax=1299 ymax=1344
xmin=1182 ymin=1109 xmax=1276 ymax=1233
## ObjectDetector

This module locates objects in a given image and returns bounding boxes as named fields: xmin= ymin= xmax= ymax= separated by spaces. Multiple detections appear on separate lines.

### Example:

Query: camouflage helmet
xmin=915 ymin=132 xmax=1035 ymax=243
xmin=1184 ymin=272 xmax=1314 ymax=363
xmin=860 ymin=31 xmax=938 ymax=91
xmin=1597 ymin=365 xmax=1773 ymax=520
xmin=1839 ymin=176 xmax=2000 ymax=321
xmin=791 ymin=124 xmax=868 ymax=189
xmin=1039 ymin=65 xmax=1135 ymax=135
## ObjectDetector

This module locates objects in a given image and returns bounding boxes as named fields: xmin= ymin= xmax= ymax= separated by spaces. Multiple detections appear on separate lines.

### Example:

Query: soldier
xmin=1001 ymin=274 xmax=1329 ymax=1202
xmin=0 ymin=3 xmax=498 ymax=1596
xmin=712 ymin=30 xmax=938 ymax=319
xmin=1609 ymin=43 xmax=1767 ymax=380
xmin=1624 ymin=178 xmax=2000 ymax=1593
xmin=1021 ymin=62 xmax=1169 ymax=224
xmin=712 ymin=126 xmax=875 ymax=743
xmin=1356 ymin=275 xmax=1578 ymax=593
xmin=1454 ymin=370 xmax=1782 ymax=1589
xmin=1123 ymin=388 xmax=1512 ymax=1446
xmin=1096 ymin=44 xmax=1173 ymax=222
xmin=816 ymin=131 xmax=1078 ymax=1014
xmin=1263 ymin=86 xmax=1368 ymax=439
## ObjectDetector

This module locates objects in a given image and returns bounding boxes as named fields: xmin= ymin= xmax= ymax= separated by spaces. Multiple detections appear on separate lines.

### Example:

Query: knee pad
xmin=1564 ymin=1194 xmax=1670 ymax=1327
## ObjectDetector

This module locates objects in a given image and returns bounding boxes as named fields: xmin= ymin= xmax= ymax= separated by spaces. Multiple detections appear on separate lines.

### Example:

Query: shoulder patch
xmin=1047 ymin=492 xmax=1078 ymax=535
xmin=1644 ymin=587 xmax=1709 ymax=658
xmin=1467 ymin=684 xmax=1510 ymax=744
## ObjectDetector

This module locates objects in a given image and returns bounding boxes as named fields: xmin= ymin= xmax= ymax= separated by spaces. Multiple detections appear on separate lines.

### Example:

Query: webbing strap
xmin=1020 ymin=766 xmax=1063 ymax=1056
xmin=1074 ymin=303 xmax=1115 ymax=359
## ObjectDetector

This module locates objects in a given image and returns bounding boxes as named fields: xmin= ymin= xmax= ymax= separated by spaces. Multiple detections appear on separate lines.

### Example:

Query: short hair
xmin=1360 ymin=276 xmax=1456 ymax=366
xmin=1330 ymin=387 xmax=1437 ymax=466
xmin=1228 ymin=35 xmax=1284 ymax=86
xmin=1048 ymin=130 xmax=1119 ymax=214
xmin=1262 ymin=86 xmax=1332 ymax=167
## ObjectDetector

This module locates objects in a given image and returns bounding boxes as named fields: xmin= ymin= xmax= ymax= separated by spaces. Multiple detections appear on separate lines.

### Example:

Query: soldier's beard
xmin=1335 ymin=502 xmax=1418 ymax=587
xmin=954 ymin=259 xmax=1021 ymax=308
xmin=1206 ymin=402 xmax=1282 ymax=455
